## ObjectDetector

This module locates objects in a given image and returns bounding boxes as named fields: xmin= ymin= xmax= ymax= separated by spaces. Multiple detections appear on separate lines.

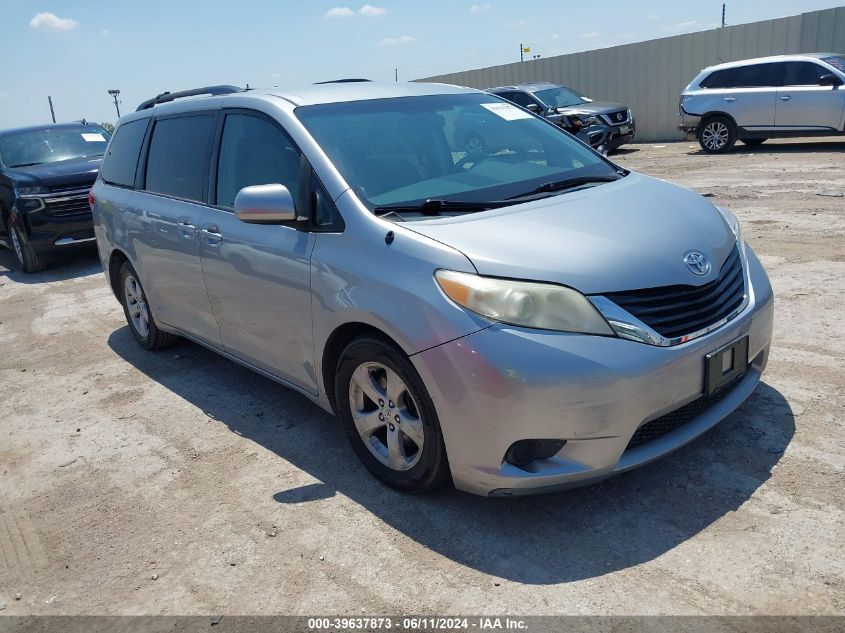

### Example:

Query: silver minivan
xmin=92 ymin=82 xmax=774 ymax=496
xmin=680 ymin=53 xmax=845 ymax=153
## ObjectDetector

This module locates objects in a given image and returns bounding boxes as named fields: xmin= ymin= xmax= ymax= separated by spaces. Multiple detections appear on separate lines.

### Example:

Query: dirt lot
xmin=0 ymin=139 xmax=843 ymax=616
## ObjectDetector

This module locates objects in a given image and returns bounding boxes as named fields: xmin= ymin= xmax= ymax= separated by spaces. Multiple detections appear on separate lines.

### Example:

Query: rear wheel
xmin=335 ymin=337 xmax=451 ymax=493
xmin=9 ymin=223 xmax=46 ymax=273
xmin=118 ymin=261 xmax=179 ymax=350
xmin=740 ymin=138 xmax=767 ymax=146
xmin=698 ymin=116 xmax=737 ymax=154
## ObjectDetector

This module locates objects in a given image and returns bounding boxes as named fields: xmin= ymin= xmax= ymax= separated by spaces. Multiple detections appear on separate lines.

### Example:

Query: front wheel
xmin=335 ymin=337 xmax=451 ymax=493
xmin=698 ymin=116 xmax=737 ymax=154
xmin=9 ymin=223 xmax=46 ymax=273
xmin=118 ymin=261 xmax=179 ymax=350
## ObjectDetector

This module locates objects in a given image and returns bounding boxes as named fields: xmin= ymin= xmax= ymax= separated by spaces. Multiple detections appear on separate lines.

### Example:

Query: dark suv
xmin=0 ymin=122 xmax=111 ymax=272
xmin=489 ymin=82 xmax=635 ymax=152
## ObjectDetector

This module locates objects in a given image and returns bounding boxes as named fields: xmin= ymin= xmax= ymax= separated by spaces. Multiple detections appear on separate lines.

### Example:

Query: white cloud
xmin=324 ymin=6 xmax=354 ymax=18
xmin=378 ymin=35 xmax=415 ymax=46
xmin=504 ymin=20 xmax=526 ymax=28
xmin=29 ymin=12 xmax=78 ymax=31
xmin=470 ymin=2 xmax=491 ymax=13
xmin=662 ymin=20 xmax=700 ymax=34
xmin=360 ymin=4 xmax=386 ymax=16
xmin=581 ymin=31 xmax=600 ymax=39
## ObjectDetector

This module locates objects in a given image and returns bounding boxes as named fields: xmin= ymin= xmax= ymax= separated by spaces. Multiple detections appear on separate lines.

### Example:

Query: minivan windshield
xmin=534 ymin=86 xmax=588 ymax=108
xmin=0 ymin=125 xmax=110 ymax=168
xmin=296 ymin=93 xmax=618 ymax=213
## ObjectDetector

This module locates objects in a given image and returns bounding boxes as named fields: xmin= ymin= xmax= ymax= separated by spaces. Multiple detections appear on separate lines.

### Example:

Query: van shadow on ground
xmin=108 ymin=326 xmax=793 ymax=585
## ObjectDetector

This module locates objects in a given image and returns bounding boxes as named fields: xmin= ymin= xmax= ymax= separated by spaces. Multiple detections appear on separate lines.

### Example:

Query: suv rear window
xmin=144 ymin=115 xmax=215 ymax=201
xmin=700 ymin=68 xmax=735 ymax=89
xmin=101 ymin=119 xmax=147 ymax=188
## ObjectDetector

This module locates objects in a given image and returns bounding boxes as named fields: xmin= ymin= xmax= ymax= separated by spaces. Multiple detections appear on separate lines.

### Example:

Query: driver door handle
xmin=780 ymin=95 xmax=792 ymax=101
xmin=723 ymin=97 xmax=736 ymax=102
xmin=202 ymin=224 xmax=222 ymax=245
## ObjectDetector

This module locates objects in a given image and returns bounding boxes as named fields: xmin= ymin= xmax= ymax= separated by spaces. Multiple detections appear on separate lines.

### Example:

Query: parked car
xmin=488 ymin=82 xmax=635 ymax=152
xmin=93 ymin=82 xmax=773 ymax=497
xmin=680 ymin=53 xmax=845 ymax=153
xmin=0 ymin=122 xmax=110 ymax=272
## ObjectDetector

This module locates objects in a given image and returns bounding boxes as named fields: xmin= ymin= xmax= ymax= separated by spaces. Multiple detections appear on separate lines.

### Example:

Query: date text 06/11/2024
xmin=306 ymin=617 xmax=528 ymax=630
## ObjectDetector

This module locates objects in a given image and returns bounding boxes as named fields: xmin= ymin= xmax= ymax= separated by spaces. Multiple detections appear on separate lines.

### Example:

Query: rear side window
xmin=731 ymin=63 xmax=779 ymax=88
xmin=782 ymin=61 xmax=830 ymax=85
xmin=144 ymin=115 xmax=215 ymax=201
xmin=100 ymin=119 xmax=148 ymax=187
xmin=700 ymin=68 xmax=735 ymax=89
xmin=215 ymin=114 xmax=301 ymax=208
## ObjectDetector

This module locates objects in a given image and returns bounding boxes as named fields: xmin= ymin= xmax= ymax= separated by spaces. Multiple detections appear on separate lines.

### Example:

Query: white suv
xmin=679 ymin=53 xmax=845 ymax=153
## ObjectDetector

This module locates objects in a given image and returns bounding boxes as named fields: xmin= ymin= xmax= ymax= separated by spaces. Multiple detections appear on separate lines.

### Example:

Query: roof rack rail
xmin=136 ymin=85 xmax=245 ymax=111
xmin=313 ymin=78 xmax=372 ymax=84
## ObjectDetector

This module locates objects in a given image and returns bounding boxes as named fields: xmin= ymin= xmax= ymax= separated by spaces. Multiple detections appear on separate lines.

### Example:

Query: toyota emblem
xmin=683 ymin=251 xmax=711 ymax=276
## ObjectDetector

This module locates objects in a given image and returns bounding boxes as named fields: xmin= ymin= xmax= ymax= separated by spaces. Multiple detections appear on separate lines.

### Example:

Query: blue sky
xmin=1 ymin=0 xmax=841 ymax=128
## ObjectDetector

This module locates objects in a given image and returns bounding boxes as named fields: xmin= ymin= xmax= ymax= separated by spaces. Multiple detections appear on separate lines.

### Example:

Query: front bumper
xmin=15 ymin=202 xmax=94 ymax=253
xmin=606 ymin=120 xmax=636 ymax=150
xmin=412 ymin=246 xmax=774 ymax=496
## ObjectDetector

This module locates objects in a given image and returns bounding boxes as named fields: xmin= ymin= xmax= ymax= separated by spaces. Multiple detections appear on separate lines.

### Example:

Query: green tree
xmin=99 ymin=122 xmax=115 ymax=134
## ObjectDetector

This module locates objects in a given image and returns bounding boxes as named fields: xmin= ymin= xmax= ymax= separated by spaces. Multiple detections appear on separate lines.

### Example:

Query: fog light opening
xmin=504 ymin=439 xmax=566 ymax=467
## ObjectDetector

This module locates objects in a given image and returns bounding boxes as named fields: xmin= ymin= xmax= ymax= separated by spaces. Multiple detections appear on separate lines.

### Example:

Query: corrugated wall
xmin=418 ymin=6 xmax=845 ymax=141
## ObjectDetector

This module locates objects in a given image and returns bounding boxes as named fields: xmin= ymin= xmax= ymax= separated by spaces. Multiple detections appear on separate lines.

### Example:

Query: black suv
xmin=0 ymin=122 xmax=111 ymax=272
xmin=488 ymin=82 xmax=636 ymax=152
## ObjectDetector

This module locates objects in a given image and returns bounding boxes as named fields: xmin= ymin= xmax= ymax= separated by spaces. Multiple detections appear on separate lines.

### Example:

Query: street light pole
xmin=107 ymin=89 xmax=121 ymax=119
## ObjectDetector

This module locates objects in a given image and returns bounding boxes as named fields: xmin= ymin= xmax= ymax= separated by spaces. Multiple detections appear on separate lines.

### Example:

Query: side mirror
xmin=819 ymin=74 xmax=842 ymax=86
xmin=526 ymin=103 xmax=540 ymax=112
xmin=235 ymin=184 xmax=297 ymax=224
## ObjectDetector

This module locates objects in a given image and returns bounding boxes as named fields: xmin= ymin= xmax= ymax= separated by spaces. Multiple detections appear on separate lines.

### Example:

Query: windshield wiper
xmin=374 ymin=198 xmax=510 ymax=216
xmin=506 ymin=174 xmax=623 ymax=200
xmin=10 ymin=162 xmax=44 ymax=168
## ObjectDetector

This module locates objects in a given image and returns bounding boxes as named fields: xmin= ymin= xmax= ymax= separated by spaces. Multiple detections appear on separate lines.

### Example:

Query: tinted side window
xmin=505 ymin=92 xmax=537 ymax=108
xmin=732 ymin=63 xmax=779 ymax=88
xmin=145 ymin=115 xmax=215 ymax=201
xmin=700 ymin=68 xmax=735 ymax=89
xmin=216 ymin=114 xmax=301 ymax=208
xmin=101 ymin=119 xmax=148 ymax=187
xmin=783 ymin=61 xmax=829 ymax=86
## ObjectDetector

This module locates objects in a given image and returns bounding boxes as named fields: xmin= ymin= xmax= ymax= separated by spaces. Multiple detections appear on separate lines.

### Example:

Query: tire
xmin=335 ymin=337 xmax=451 ymax=493
xmin=9 ymin=222 xmax=47 ymax=273
xmin=464 ymin=133 xmax=486 ymax=155
xmin=740 ymin=138 xmax=767 ymax=146
xmin=698 ymin=115 xmax=737 ymax=154
xmin=118 ymin=261 xmax=179 ymax=350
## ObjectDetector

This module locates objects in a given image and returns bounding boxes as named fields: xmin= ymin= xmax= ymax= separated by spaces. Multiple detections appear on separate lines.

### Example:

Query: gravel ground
xmin=0 ymin=138 xmax=843 ymax=616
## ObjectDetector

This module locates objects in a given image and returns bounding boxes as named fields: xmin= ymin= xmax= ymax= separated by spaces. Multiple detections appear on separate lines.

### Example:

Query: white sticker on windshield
xmin=480 ymin=102 xmax=533 ymax=121
xmin=81 ymin=133 xmax=106 ymax=142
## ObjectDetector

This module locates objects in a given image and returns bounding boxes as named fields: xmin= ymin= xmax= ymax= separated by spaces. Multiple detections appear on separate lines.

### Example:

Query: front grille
xmin=44 ymin=194 xmax=91 ymax=217
xmin=604 ymin=246 xmax=745 ymax=340
xmin=49 ymin=183 xmax=93 ymax=193
xmin=626 ymin=376 xmax=743 ymax=450
xmin=603 ymin=109 xmax=630 ymax=125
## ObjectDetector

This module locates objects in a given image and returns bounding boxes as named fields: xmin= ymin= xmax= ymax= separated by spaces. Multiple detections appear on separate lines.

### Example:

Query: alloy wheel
xmin=348 ymin=362 xmax=425 ymax=471
xmin=123 ymin=275 xmax=150 ymax=338
xmin=702 ymin=121 xmax=729 ymax=151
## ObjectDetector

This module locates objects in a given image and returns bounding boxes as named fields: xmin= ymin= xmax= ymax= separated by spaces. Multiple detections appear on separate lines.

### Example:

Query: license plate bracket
xmin=619 ymin=125 xmax=630 ymax=134
xmin=705 ymin=336 xmax=749 ymax=396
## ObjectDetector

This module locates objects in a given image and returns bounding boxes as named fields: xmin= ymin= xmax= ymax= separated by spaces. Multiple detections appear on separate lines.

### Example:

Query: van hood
xmin=4 ymin=155 xmax=102 ymax=190
xmin=404 ymin=173 xmax=737 ymax=294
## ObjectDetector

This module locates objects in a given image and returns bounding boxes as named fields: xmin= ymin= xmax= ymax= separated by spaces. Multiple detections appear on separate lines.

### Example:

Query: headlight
xmin=14 ymin=186 xmax=49 ymax=196
xmin=579 ymin=115 xmax=604 ymax=127
xmin=435 ymin=270 xmax=615 ymax=335
xmin=717 ymin=206 xmax=742 ymax=243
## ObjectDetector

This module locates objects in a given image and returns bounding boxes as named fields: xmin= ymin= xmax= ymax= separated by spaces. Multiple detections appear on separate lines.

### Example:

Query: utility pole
xmin=107 ymin=89 xmax=121 ymax=118
xmin=520 ymin=42 xmax=524 ymax=63
xmin=721 ymin=3 xmax=726 ymax=27
xmin=395 ymin=67 xmax=398 ymax=82
xmin=47 ymin=96 xmax=56 ymax=123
